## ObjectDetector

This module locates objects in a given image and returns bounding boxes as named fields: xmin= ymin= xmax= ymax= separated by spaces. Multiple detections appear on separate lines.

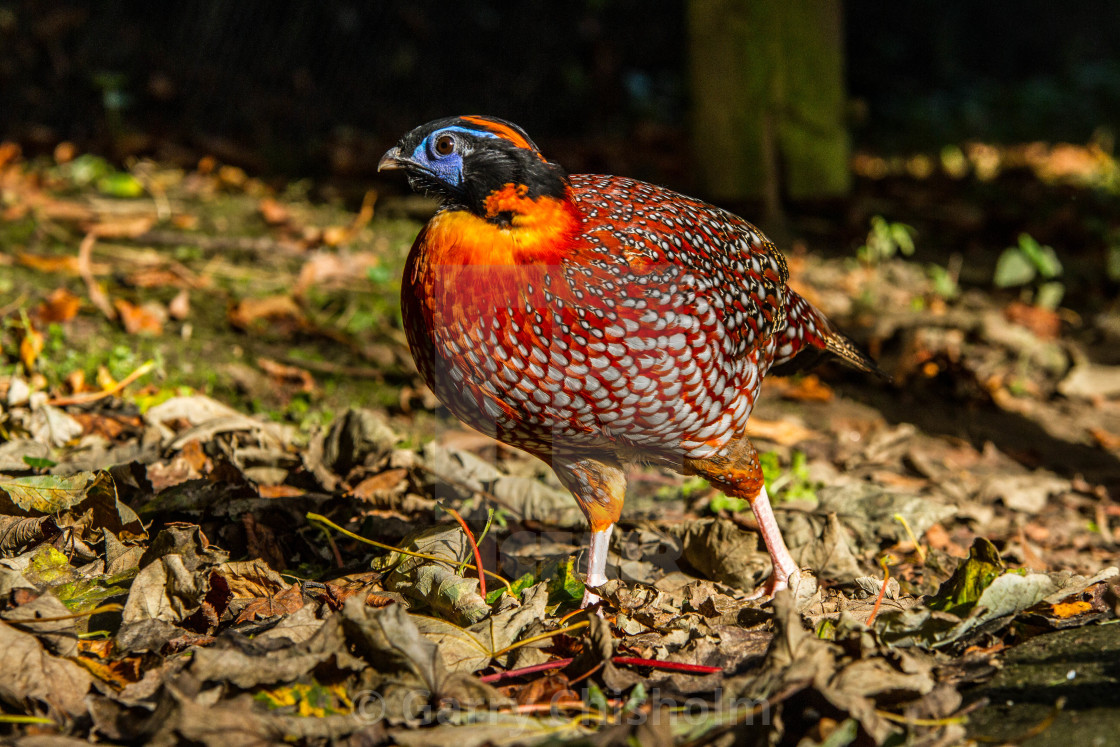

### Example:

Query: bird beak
xmin=378 ymin=146 xmax=405 ymax=172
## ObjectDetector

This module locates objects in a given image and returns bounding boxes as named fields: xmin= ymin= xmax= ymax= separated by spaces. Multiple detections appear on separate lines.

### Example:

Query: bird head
xmin=379 ymin=115 xmax=568 ymax=218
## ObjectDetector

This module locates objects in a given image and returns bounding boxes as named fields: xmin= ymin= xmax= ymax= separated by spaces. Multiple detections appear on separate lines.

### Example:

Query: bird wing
xmin=568 ymin=174 xmax=790 ymax=362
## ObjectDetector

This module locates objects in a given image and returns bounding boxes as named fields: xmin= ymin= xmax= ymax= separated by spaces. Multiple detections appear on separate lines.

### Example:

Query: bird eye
xmin=434 ymin=134 xmax=455 ymax=156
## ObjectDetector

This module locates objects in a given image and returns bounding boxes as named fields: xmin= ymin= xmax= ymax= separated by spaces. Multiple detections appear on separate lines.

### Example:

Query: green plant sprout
xmin=858 ymin=216 xmax=916 ymax=265
xmin=993 ymin=233 xmax=1064 ymax=309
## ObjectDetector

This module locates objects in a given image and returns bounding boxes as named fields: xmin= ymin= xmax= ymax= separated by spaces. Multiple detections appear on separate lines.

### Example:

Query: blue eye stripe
xmin=418 ymin=126 xmax=501 ymax=160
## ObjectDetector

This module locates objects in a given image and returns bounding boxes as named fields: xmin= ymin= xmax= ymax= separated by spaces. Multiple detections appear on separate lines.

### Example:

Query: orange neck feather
xmin=421 ymin=183 xmax=580 ymax=267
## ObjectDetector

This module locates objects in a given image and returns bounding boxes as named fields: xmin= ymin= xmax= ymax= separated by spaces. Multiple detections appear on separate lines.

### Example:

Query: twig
xmin=479 ymin=658 xmax=575 ymax=683
xmin=4 ymin=602 xmax=123 ymax=624
xmin=876 ymin=709 xmax=967 ymax=726
xmin=320 ymin=527 xmax=345 ymax=569
xmin=610 ymin=657 xmax=721 ymax=675
xmin=441 ymin=505 xmax=487 ymax=598
xmin=568 ymin=660 xmax=605 ymax=685
xmin=0 ymin=715 xmax=56 ymax=725
xmin=491 ymin=621 xmax=589 ymax=657
xmin=894 ymin=513 xmax=927 ymax=563
xmin=77 ymin=232 xmax=116 ymax=320
xmin=866 ymin=554 xmax=894 ymax=627
xmin=47 ymin=359 xmax=155 ymax=407
xmin=479 ymin=655 xmax=721 ymax=684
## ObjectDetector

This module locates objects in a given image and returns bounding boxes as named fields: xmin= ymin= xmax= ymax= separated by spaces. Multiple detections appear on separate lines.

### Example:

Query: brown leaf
xmin=114 ymin=298 xmax=165 ymax=335
xmin=88 ymin=215 xmax=156 ymax=239
xmin=773 ymin=373 xmax=835 ymax=402
xmin=351 ymin=468 xmax=410 ymax=504
xmin=1004 ymin=300 xmax=1061 ymax=339
xmin=745 ymin=417 xmax=819 ymax=446
xmin=0 ymin=619 xmax=95 ymax=719
xmin=124 ymin=267 xmax=187 ymax=288
xmin=228 ymin=294 xmax=305 ymax=330
xmin=235 ymin=583 xmax=304 ymax=623
xmin=35 ymin=287 xmax=82 ymax=323
xmin=17 ymin=252 xmax=84 ymax=275
xmin=70 ymin=411 xmax=144 ymax=440
xmin=257 ymin=356 xmax=315 ymax=393
xmin=258 ymin=197 xmax=292 ymax=225
xmin=76 ymin=653 xmax=144 ymax=689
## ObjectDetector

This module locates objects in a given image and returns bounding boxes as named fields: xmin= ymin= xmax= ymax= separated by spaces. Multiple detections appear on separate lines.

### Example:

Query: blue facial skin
xmin=408 ymin=126 xmax=501 ymax=188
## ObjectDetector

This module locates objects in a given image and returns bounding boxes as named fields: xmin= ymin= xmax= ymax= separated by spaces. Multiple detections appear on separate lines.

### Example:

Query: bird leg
xmin=684 ymin=438 xmax=800 ymax=598
xmin=585 ymin=524 xmax=614 ymax=604
xmin=552 ymin=454 xmax=626 ymax=608
xmin=743 ymin=484 xmax=799 ymax=598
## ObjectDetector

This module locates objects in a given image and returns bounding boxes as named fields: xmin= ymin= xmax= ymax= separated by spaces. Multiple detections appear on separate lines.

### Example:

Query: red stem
xmin=479 ymin=655 xmax=721 ymax=684
xmin=446 ymin=507 xmax=486 ymax=598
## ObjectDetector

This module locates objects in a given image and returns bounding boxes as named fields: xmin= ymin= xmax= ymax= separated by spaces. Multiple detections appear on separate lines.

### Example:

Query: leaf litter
xmin=0 ymin=140 xmax=1119 ymax=744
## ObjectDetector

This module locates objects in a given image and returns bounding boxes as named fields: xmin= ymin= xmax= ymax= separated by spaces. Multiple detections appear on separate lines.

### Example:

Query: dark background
xmin=3 ymin=0 xmax=1120 ymax=181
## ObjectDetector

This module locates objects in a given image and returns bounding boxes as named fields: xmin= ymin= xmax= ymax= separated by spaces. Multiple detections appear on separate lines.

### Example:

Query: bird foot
xmin=746 ymin=567 xmax=801 ymax=601
xmin=580 ymin=586 xmax=608 ymax=618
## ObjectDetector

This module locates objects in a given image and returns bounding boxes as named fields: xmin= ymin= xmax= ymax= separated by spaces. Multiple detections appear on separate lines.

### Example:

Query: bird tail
xmin=770 ymin=291 xmax=890 ymax=381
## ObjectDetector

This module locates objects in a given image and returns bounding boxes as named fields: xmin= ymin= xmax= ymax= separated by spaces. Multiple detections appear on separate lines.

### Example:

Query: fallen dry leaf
xmin=258 ymin=197 xmax=292 ymax=225
xmin=19 ymin=325 xmax=44 ymax=369
xmin=257 ymin=357 xmax=315 ymax=393
xmin=17 ymin=252 xmax=84 ymax=275
xmin=114 ymin=298 xmax=165 ymax=335
xmin=228 ymin=294 xmax=305 ymax=330
xmin=1004 ymin=300 xmax=1061 ymax=339
xmin=35 ymin=287 xmax=82 ymax=323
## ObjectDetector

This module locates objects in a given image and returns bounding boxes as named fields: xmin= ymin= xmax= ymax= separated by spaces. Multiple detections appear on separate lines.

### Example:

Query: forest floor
xmin=1 ymin=140 xmax=1120 ymax=746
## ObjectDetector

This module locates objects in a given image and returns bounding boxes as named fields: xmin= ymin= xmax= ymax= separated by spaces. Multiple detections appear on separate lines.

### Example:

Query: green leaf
xmin=485 ymin=571 xmax=535 ymax=605
xmin=819 ymin=718 xmax=859 ymax=747
xmin=545 ymin=556 xmax=585 ymax=604
xmin=65 ymin=154 xmax=113 ymax=186
xmin=585 ymin=683 xmax=609 ymax=713
xmin=928 ymin=537 xmax=1004 ymax=615
xmin=890 ymin=222 xmax=916 ymax=256
xmin=993 ymin=246 xmax=1037 ymax=287
xmin=21 ymin=456 xmax=57 ymax=469
xmin=1017 ymin=234 xmax=1062 ymax=278
xmin=927 ymin=263 xmax=959 ymax=299
xmin=0 ymin=472 xmax=104 ymax=514
xmin=621 ymin=682 xmax=648 ymax=714
xmin=96 ymin=172 xmax=145 ymax=198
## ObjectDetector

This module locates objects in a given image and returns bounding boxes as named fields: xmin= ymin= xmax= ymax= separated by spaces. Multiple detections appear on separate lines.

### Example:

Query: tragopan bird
xmin=380 ymin=115 xmax=882 ymax=606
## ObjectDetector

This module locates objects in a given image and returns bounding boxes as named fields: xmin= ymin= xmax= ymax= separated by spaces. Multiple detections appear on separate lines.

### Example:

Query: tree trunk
xmin=688 ymin=0 xmax=849 ymax=211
